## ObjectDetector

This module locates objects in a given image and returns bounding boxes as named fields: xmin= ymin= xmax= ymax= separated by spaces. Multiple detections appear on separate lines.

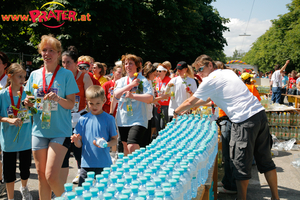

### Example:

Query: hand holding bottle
xmin=94 ymin=137 xmax=108 ymax=148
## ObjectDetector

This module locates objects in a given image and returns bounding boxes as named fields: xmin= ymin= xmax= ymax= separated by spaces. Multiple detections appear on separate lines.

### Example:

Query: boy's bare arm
xmin=107 ymin=135 xmax=118 ymax=147
xmin=71 ymin=134 xmax=82 ymax=148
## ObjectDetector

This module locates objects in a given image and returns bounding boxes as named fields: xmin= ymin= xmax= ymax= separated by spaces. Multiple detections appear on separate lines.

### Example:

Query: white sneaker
xmin=111 ymin=152 xmax=117 ymax=163
xmin=20 ymin=186 xmax=33 ymax=200
xmin=73 ymin=170 xmax=80 ymax=184
xmin=0 ymin=182 xmax=6 ymax=196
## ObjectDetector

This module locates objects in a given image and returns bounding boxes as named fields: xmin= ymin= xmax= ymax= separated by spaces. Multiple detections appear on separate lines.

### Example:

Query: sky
xmin=211 ymin=0 xmax=292 ymax=57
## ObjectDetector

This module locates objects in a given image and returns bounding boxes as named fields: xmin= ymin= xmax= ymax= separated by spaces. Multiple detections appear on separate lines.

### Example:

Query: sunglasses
xmin=198 ymin=65 xmax=205 ymax=72
xmin=157 ymin=71 xmax=165 ymax=73
xmin=79 ymin=66 xmax=88 ymax=70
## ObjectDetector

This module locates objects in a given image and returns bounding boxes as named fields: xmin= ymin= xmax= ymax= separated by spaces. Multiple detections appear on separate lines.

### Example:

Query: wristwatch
xmin=173 ymin=110 xmax=180 ymax=116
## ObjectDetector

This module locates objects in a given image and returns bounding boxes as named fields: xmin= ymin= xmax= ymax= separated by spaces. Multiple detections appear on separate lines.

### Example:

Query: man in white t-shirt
xmin=174 ymin=54 xmax=280 ymax=200
xmin=270 ymin=60 xmax=290 ymax=103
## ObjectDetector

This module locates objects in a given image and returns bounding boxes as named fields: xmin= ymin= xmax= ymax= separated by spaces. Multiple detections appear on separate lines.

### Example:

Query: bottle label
xmin=7 ymin=105 xmax=30 ymax=125
xmin=72 ymin=95 xmax=80 ymax=112
xmin=36 ymin=87 xmax=59 ymax=111
xmin=42 ymin=112 xmax=51 ymax=122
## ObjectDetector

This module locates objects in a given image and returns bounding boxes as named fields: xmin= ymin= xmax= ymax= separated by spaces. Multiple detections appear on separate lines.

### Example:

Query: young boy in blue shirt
xmin=71 ymin=85 xmax=118 ymax=186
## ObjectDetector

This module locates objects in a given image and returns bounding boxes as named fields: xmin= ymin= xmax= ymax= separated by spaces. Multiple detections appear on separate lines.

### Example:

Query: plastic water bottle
xmin=75 ymin=187 xmax=84 ymax=200
xmin=121 ymin=189 xmax=131 ymax=198
xmin=82 ymin=192 xmax=92 ymax=200
xmin=163 ymin=188 xmax=173 ymax=200
xmin=129 ymin=185 xmax=139 ymax=200
xmin=61 ymin=183 xmax=73 ymax=198
xmin=66 ymin=192 xmax=76 ymax=200
xmin=114 ymin=183 xmax=124 ymax=199
xmin=95 ymin=137 xmax=108 ymax=148
xmin=90 ymin=188 xmax=99 ymax=198
xmin=103 ymin=193 xmax=113 ymax=200
xmin=278 ymin=112 xmax=282 ymax=126
xmin=274 ymin=112 xmax=278 ymax=125
xmin=82 ymin=182 xmax=91 ymax=194
xmin=287 ymin=112 xmax=291 ymax=126
xmin=168 ymin=179 xmax=180 ymax=200
xmin=146 ymin=187 xmax=155 ymax=200
xmin=118 ymin=195 xmax=129 ymax=200
xmin=41 ymin=99 xmax=51 ymax=129
xmin=95 ymin=183 xmax=105 ymax=199
xmin=138 ymin=176 xmax=147 ymax=192
xmin=138 ymin=191 xmax=148 ymax=199
xmin=126 ymin=98 xmax=133 ymax=116
xmin=106 ymin=188 xmax=116 ymax=199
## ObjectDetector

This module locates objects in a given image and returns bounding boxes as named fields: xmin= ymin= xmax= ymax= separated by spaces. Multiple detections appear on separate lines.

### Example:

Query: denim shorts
xmin=32 ymin=135 xmax=71 ymax=151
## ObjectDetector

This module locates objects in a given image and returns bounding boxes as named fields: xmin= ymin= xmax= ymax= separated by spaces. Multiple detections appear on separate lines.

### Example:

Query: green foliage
xmin=243 ymin=0 xmax=300 ymax=73
xmin=1 ymin=0 xmax=228 ymax=68
xmin=226 ymin=49 xmax=246 ymax=62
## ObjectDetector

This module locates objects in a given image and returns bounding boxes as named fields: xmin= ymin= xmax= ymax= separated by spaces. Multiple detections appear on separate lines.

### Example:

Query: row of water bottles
xmin=268 ymin=112 xmax=300 ymax=126
xmin=56 ymin=114 xmax=218 ymax=200
xmin=270 ymin=126 xmax=300 ymax=141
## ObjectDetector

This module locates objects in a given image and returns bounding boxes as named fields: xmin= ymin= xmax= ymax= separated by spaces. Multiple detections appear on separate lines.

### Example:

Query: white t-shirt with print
xmin=166 ymin=76 xmax=197 ymax=116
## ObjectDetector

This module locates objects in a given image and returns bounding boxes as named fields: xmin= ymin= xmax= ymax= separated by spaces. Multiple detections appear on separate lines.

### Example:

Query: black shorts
xmin=3 ymin=149 xmax=32 ymax=183
xmin=230 ymin=110 xmax=276 ymax=180
xmin=119 ymin=125 xmax=146 ymax=146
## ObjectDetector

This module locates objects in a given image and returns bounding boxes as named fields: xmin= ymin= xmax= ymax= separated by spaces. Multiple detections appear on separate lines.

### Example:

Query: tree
xmin=1 ymin=0 xmax=229 ymax=69
xmin=226 ymin=49 xmax=246 ymax=61
xmin=242 ymin=0 xmax=300 ymax=73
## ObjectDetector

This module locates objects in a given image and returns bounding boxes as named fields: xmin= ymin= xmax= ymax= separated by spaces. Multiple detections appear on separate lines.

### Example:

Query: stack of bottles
xmin=57 ymin=114 xmax=218 ymax=200
xmin=268 ymin=111 xmax=300 ymax=126
xmin=260 ymin=95 xmax=271 ymax=109
xmin=268 ymin=112 xmax=300 ymax=142
xmin=256 ymin=86 xmax=270 ymax=94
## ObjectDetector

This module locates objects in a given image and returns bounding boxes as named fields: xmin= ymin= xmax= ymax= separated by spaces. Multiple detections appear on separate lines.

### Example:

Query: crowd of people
xmin=0 ymin=34 xmax=285 ymax=200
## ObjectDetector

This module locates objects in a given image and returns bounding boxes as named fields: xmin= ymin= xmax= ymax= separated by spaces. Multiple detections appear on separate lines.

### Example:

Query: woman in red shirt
xmin=153 ymin=63 xmax=171 ymax=135
xmin=287 ymin=70 xmax=297 ymax=106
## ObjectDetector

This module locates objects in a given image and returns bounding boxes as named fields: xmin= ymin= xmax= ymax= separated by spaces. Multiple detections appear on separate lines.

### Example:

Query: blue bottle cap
xmin=82 ymin=182 xmax=91 ymax=191
xmin=110 ymin=175 xmax=118 ymax=183
xmin=118 ymin=195 xmax=129 ymax=200
xmin=161 ymin=183 xmax=171 ymax=188
xmin=64 ymin=183 xmax=73 ymax=192
xmin=168 ymin=179 xmax=177 ymax=187
xmin=83 ymin=192 xmax=92 ymax=199
xmin=146 ymin=187 xmax=155 ymax=194
xmin=130 ymin=185 xmax=139 ymax=193
xmin=121 ymin=189 xmax=131 ymax=196
xmin=87 ymin=171 xmax=95 ymax=178
xmin=117 ymin=179 xmax=126 ymax=185
xmin=101 ymin=171 xmax=109 ymax=178
xmin=85 ymin=178 xmax=94 ymax=186
xmin=132 ymin=180 xmax=140 ymax=186
xmin=75 ymin=187 xmax=84 ymax=195
xmin=138 ymin=191 xmax=147 ymax=197
xmin=128 ymin=154 xmax=134 ymax=160
xmin=106 ymin=187 xmax=116 ymax=195
xmin=146 ymin=182 xmax=155 ymax=188
xmin=99 ymin=179 xmax=108 ymax=187
xmin=66 ymin=192 xmax=76 ymax=199
xmin=90 ymin=188 xmax=99 ymax=197
xmin=115 ymin=183 xmax=124 ymax=191
xmin=118 ymin=152 xmax=124 ymax=159
xmin=103 ymin=167 xmax=111 ymax=172
xmin=144 ymin=173 xmax=151 ymax=180
xmin=155 ymin=191 xmax=164 ymax=198
xmin=102 ymin=192 xmax=113 ymax=200
xmin=115 ymin=172 xmax=123 ymax=179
